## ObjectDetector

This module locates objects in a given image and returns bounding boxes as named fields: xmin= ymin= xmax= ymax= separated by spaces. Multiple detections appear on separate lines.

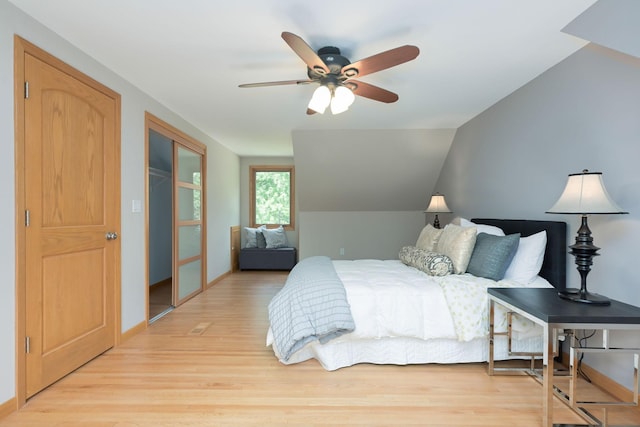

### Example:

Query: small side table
xmin=487 ymin=287 xmax=640 ymax=427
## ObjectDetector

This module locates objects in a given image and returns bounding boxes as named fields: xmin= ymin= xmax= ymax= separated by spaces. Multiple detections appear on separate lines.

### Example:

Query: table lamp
xmin=546 ymin=169 xmax=627 ymax=305
xmin=425 ymin=193 xmax=452 ymax=229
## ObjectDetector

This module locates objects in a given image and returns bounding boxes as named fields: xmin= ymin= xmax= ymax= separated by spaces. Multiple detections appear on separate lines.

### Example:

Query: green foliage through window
xmin=255 ymin=171 xmax=291 ymax=225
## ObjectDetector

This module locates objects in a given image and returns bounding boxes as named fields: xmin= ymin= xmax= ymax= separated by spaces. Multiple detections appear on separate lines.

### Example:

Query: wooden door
xmin=20 ymin=41 xmax=121 ymax=398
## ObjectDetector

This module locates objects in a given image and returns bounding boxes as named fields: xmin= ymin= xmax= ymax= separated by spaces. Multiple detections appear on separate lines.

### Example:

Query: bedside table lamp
xmin=546 ymin=170 xmax=628 ymax=305
xmin=425 ymin=193 xmax=452 ymax=229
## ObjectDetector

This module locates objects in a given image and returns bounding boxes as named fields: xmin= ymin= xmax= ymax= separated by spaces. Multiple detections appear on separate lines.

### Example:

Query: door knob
xmin=106 ymin=232 xmax=118 ymax=240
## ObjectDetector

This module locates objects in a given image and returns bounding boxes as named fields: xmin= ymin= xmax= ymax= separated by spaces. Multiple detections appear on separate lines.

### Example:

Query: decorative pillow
xmin=459 ymin=218 xmax=505 ymax=236
xmin=256 ymin=229 xmax=267 ymax=248
xmin=263 ymin=225 xmax=289 ymax=249
xmin=399 ymin=246 xmax=453 ymax=276
xmin=398 ymin=246 xmax=413 ymax=265
xmin=503 ymin=231 xmax=547 ymax=284
xmin=243 ymin=225 xmax=265 ymax=248
xmin=415 ymin=224 xmax=444 ymax=251
xmin=466 ymin=233 xmax=520 ymax=281
xmin=435 ymin=224 xmax=477 ymax=274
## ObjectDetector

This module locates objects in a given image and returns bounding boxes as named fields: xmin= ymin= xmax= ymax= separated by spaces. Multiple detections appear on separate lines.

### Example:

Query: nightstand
xmin=487 ymin=287 xmax=640 ymax=427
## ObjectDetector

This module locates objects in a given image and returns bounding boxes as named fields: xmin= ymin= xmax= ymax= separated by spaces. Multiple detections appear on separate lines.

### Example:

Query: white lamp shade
xmin=546 ymin=170 xmax=627 ymax=214
xmin=308 ymin=85 xmax=331 ymax=114
xmin=330 ymin=85 xmax=355 ymax=114
xmin=425 ymin=193 xmax=452 ymax=213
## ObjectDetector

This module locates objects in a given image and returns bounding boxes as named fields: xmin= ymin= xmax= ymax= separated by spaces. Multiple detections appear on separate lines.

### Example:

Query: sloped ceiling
xmin=562 ymin=0 xmax=640 ymax=59
xmin=7 ymin=0 xmax=596 ymax=157
xmin=7 ymin=0 xmax=604 ymax=213
xmin=293 ymin=129 xmax=455 ymax=211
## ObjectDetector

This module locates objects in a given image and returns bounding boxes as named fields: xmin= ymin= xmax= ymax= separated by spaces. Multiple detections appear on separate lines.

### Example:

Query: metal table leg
xmin=543 ymin=323 xmax=554 ymax=427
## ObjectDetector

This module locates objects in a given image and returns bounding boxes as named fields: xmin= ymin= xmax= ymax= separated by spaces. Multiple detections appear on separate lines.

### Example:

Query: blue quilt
xmin=268 ymin=256 xmax=355 ymax=361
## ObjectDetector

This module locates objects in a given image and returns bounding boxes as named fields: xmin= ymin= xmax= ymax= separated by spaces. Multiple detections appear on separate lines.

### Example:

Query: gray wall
xmin=0 ymin=0 xmax=240 ymax=405
xmin=293 ymin=129 xmax=455 ymax=259
xmin=293 ymin=129 xmax=456 ymax=211
xmin=436 ymin=43 xmax=640 ymax=390
xmin=299 ymin=211 xmax=426 ymax=260
xmin=206 ymin=140 xmax=241 ymax=275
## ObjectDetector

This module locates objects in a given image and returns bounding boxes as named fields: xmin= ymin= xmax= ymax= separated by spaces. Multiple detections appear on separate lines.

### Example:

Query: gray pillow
xmin=256 ymin=230 xmax=267 ymax=248
xmin=263 ymin=225 xmax=289 ymax=249
xmin=243 ymin=226 xmax=259 ymax=248
xmin=244 ymin=225 xmax=266 ymax=248
xmin=466 ymin=232 xmax=520 ymax=281
xmin=399 ymin=246 xmax=454 ymax=276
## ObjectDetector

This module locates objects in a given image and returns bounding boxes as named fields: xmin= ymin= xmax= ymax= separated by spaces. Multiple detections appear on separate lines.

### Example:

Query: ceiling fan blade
xmin=347 ymin=81 xmax=399 ymax=103
xmin=342 ymin=45 xmax=419 ymax=79
xmin=239 ymin=79 xmax=314 ymax=88
xmin=306 ymin=108 xmax=317 ymax=115
xmin=281 ymin=32 xmax=330 ymax=75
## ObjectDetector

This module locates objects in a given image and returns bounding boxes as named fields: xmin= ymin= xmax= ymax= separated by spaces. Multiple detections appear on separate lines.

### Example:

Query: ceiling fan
xmin=239 ymin=32 xmax=420 ymax=115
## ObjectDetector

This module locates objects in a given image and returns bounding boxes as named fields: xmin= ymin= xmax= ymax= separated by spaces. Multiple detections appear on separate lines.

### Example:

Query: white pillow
xmin=459 ymin=218 xmax=505 ymax=236
xmin=503 ymin=231 xmax=547 ymax=284
xmin=449 ymin=216 xmax=464 ymax=226
xmin=435 ymin=224 xmax=477 ymax=274
xmin=415 ymin=224 xmax=444 ymax=251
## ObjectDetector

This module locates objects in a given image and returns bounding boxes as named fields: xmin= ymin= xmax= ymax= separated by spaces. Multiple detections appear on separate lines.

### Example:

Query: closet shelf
xmin=149 ymin=167 xmax=172 ymax=188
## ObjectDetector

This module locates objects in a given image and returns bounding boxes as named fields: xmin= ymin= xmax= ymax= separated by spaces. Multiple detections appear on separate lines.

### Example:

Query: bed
xmin=266 ymin=218 xmax=567 ymax=371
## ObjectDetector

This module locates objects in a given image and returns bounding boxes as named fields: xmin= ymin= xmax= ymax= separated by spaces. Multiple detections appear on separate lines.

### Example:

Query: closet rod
xmin=149 ymin=167 xmax=172 ymax=178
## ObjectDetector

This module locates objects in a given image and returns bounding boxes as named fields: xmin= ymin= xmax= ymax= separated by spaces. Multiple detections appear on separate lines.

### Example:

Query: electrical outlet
xmin=339 ymin=248 xmax=345 ymax=256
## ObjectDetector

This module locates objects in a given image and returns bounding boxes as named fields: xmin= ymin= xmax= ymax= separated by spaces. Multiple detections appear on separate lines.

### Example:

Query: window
xmin=250 ymin=165 xmax=295 ymax=230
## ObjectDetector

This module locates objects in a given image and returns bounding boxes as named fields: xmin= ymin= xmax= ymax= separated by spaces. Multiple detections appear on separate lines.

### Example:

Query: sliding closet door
xmin=174 ymin=145 xmax=205 ymax=304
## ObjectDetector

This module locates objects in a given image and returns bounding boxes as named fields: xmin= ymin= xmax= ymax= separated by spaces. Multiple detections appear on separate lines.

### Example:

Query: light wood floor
xmin=3 ymin=271 xmax=638 ymax=426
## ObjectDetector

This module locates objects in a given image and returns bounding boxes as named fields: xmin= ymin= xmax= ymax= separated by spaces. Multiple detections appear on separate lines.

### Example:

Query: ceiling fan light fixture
xmin=330 ymin=85 xmax=355 ymax=115
xmin=343 ymin=68 xmax=358 ymax=78
xmin=308 ymin=85 xmax=331 ymax=114
xmin=241 ymin=32 xmax=419 ymax=114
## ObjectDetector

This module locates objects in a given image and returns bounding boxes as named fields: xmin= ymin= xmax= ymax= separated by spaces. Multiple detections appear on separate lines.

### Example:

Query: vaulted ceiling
xmin=8 ymin=0 xmax=597 ymax=157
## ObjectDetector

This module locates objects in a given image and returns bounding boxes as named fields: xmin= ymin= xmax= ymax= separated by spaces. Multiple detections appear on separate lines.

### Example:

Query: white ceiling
xmin=9 ymin=0 xmax=597 ymax=157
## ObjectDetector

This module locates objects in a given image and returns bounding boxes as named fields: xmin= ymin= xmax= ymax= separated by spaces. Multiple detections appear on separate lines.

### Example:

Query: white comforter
xmin=267 ymin=259 xmax=553 ymax=362
xmin=332 ymin=259 xmax=457 ymax=341
xmin=331 ymin=259 xmax=549 ymax=343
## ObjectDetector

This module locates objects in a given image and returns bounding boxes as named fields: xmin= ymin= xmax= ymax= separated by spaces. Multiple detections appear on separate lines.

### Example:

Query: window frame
xmin=249 ymin=165 xmax=295 ymax=231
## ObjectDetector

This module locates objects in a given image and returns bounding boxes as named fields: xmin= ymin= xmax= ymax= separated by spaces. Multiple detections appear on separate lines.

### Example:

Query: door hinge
xmin=25 ymin=336 xmax=30 ymax=353
xmin=25 ymin=209 xmax=30 ymax=227
xmin=24 ymin=81 xmax=29 ymax=99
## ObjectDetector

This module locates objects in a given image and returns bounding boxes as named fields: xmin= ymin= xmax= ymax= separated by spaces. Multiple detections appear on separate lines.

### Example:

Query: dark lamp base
xmin=558 ymin=288 xmax=611 ymax=306
xmin=559 ymin=214 xmax=611 ymax=306
xmin=432 ymin=214 xmax=441 ymax=229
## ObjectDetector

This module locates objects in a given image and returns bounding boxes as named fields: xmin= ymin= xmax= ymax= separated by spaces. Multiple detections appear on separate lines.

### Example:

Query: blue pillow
xmin=466 ymin=233 xmax=520 ymax=281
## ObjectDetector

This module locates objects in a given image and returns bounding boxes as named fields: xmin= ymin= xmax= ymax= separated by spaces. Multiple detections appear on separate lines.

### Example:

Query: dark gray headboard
xmin=471 ymin=218 xmax=567 ymax=290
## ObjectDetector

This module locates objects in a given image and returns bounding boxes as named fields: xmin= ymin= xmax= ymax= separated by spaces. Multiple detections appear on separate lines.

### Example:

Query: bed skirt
xmin=268 ymin=330 xmax=543 ymax=371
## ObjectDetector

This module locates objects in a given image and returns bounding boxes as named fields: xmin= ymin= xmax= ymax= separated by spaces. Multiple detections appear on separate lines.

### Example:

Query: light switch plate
xmin=132 ymin=199 xmax=142 ymax=213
